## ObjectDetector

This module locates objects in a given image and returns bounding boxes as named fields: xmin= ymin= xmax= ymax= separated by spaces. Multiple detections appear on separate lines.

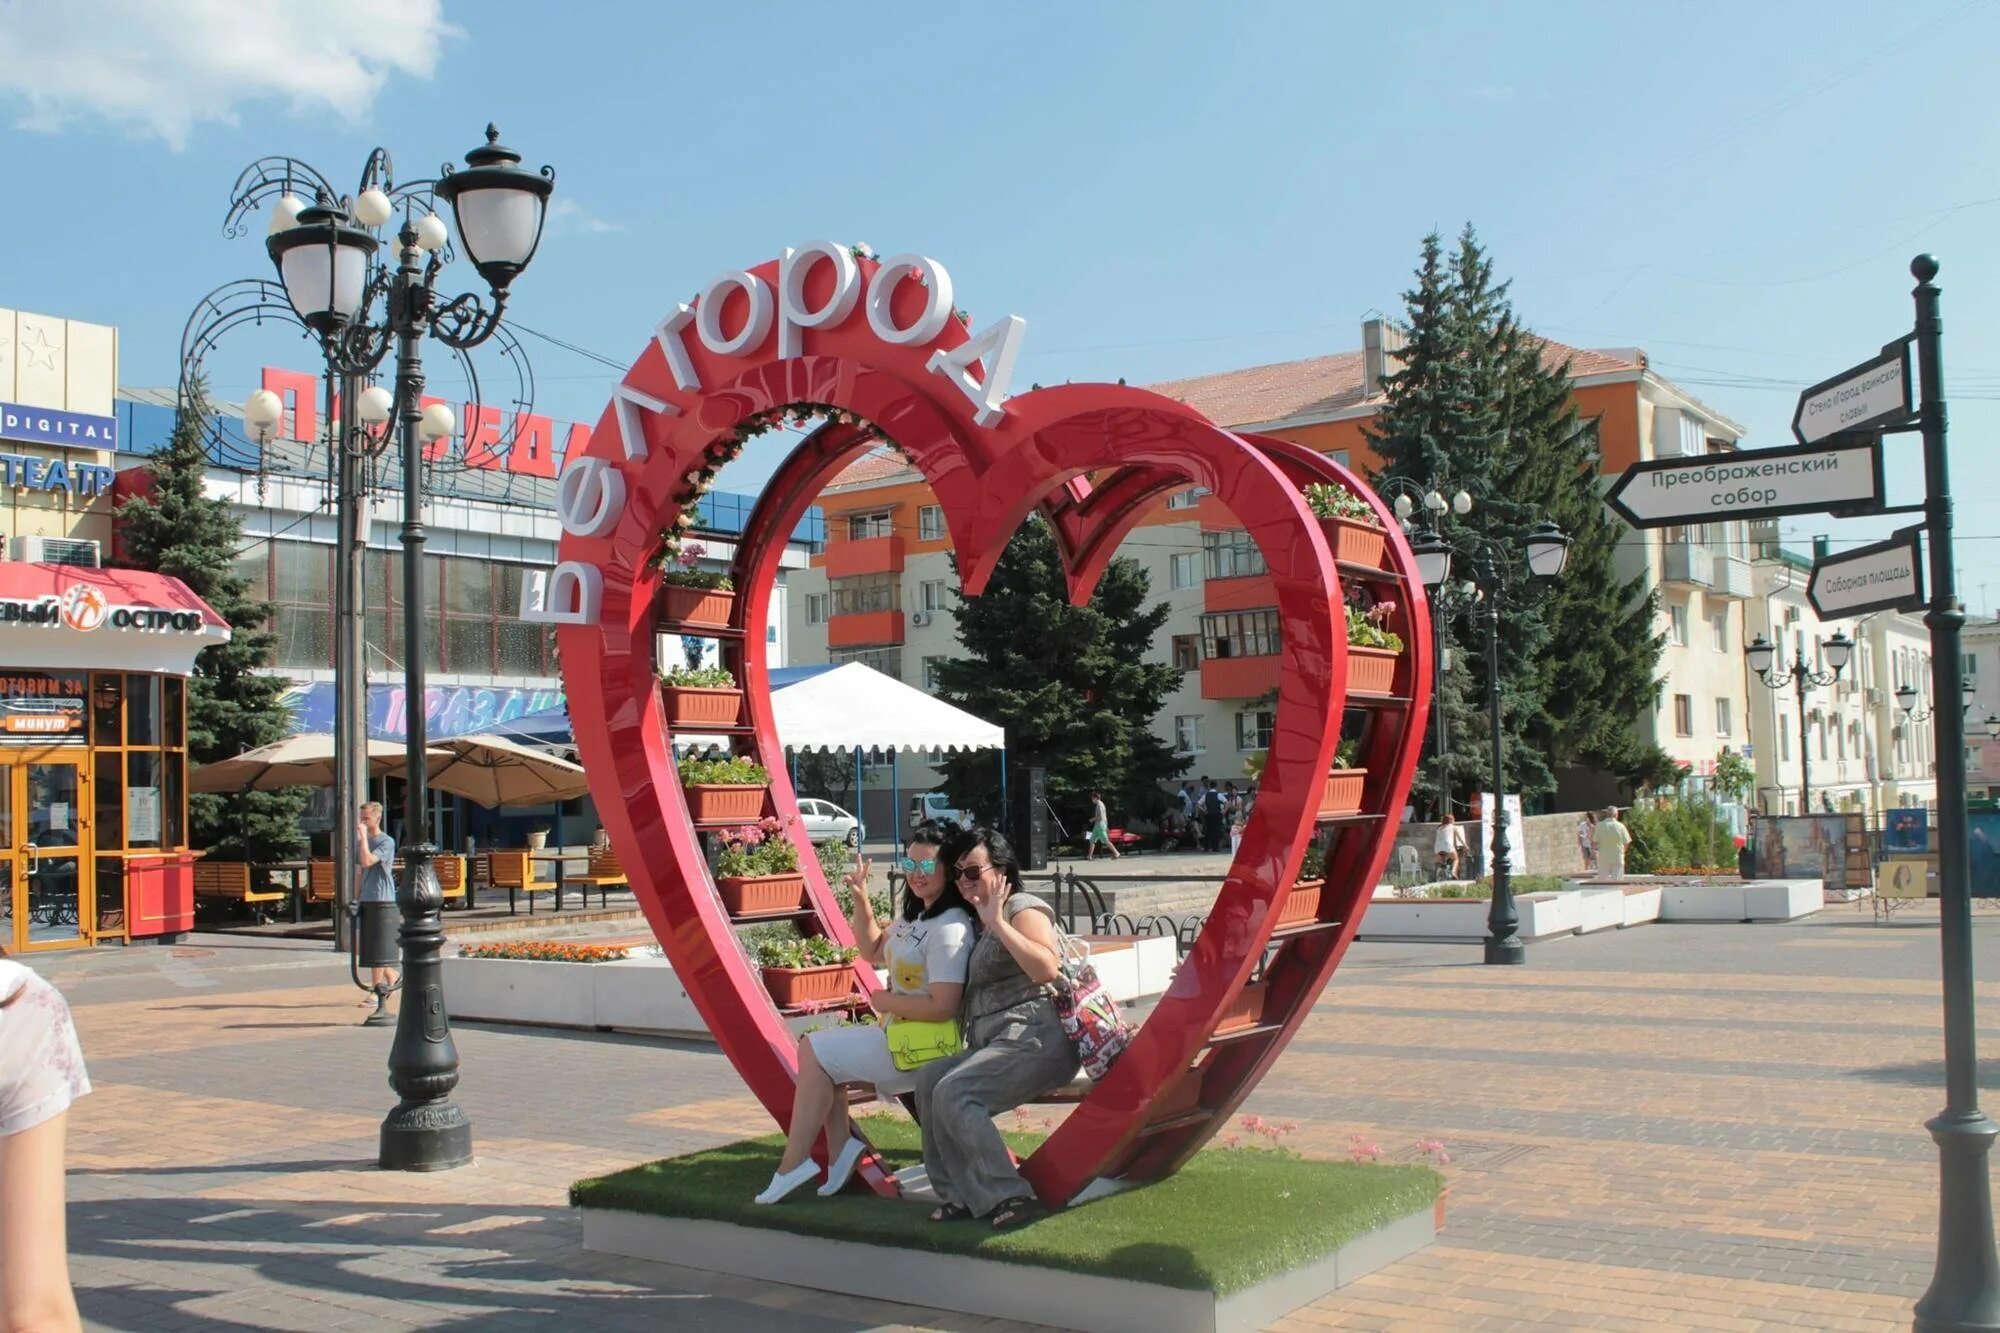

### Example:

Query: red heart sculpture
xmin=549 ymin=247 xmax=1431 ymax=1205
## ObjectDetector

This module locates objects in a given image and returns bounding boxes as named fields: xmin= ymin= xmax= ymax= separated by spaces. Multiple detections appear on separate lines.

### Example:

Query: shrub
xmin=1345 ymin=603 xmax=1405 ymax=654
xmin=679 ymin=755 xmax=771 ymax=787
xmin=753 ymin=934 xmax=859 ymax=969
xmin=1302 ymin=482 xmax=1376 ymax=523
xmin=659 ymin=542 xmax=734 ymax=591
xmin=715 ymin=817 xmax=801 ymax=878
xmin=1624 ymin=799 xmax=1734 ymax=874
xmin=660 ymin=664 xmax=737 ymax=688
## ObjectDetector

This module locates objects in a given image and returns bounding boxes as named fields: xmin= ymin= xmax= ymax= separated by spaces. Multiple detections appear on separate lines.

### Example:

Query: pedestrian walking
xmin=1577 ymin=810 xmax=1598 ymax=873
xmin=1594 ymin=806 xmax=1631 ymax=880
xmin=1085 ymin=791 xmax=1121 ymax=861
xmin=357 ymin=801 xmax=398 ymax=1002
xmin=1 ymin=944 xmax=90 ymax=1332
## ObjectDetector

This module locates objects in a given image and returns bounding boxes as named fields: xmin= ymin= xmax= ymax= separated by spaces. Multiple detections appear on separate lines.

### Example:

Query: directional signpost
xmin=1603 ymin=433 xmax=1884 ymax=529
xmin=1793 ymin=340 xmax=1914 ymax=444
xmin=1807 ymin=527 xmax=1924 ymax=618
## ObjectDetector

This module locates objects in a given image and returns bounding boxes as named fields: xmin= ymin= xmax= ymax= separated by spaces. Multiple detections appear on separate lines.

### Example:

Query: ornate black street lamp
xmin=1896 ymin=675 xmax=1976 ymax=724
xmin=1745 ymin=630 xmax=1851 ymax=813
xmin=1405 ymin=503 xmax=1570 ymax=965
xmin=259 ymin=127 xmax=554 ymax=1172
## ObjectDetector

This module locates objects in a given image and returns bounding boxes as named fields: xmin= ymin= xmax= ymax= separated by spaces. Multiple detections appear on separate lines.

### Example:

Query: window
xmin=1202 ymin=529 xmax=1266 ymax=579
xmin=920 ymin=579 xmax=951 ymax=612
xmin=1669 ymin=604 xmax=1689 ymax=647
xmin=1709 ymin=610 xmax=1728 ymax=652
xmin=1171 ymin=634 xmax=1201 ymax=672
xmin=830 ymin=645 xmax=904 ymax=678
xmin=1235 ymin=709 xmax=1275 ymax=751
xmin=1166 ymin=487 xmax=1209 ymax=510
xmin=847 ymin=509 xmax=893 ymax=541
xmin=804 ymin=593 xmax=828 ymax=625
xmin=1715 ymin=697 xmax=1733 ymax=737
xmin=1201 ymin=609 xmax=1281 ymax=660
xmin=1779 ymin=718 xmax=1791 ymax=761
xmin=1174 ymin=714 xmax=1205 ymax=754
xmin=918 ymin=505 xmax=945 ymax=541
xmin=1819 ymin=719 xmax=1829 ymax=761
xmin=1169 ymin=552 xmax=1201 ymax=590
xmin=1673 ymin=693 xmax=1693 ymax=737
xmin=830 ymin=574 xmax=899 ymax=616
xmin=923 ymin=656 xmax=947 ymax=691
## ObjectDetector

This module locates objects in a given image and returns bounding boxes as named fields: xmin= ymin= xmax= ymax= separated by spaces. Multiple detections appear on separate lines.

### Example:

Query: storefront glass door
xmin=5 ymin=755 xmax=90 ymax=951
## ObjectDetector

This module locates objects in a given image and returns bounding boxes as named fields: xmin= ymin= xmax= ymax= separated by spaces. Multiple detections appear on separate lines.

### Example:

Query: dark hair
xmin=902 ymin=821 xmax=972 ymax=923
xmin=952 ymin=825 xmax=1026 ymax=899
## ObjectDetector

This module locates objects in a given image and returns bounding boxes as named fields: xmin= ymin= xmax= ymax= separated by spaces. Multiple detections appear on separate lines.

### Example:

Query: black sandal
xmin=989 ymin=1196 xmax=1047 ymax=1230
xmin=930 ymin=1202 xmax=975 ymax=1223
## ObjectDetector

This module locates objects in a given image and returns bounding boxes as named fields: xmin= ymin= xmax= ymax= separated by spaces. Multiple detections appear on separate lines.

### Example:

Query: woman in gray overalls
xmin=914 ymin=827 xmax=1079 ymax=1229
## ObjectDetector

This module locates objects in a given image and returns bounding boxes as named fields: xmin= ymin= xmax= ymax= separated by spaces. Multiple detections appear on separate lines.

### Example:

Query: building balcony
xmin=1200 ymin=653 xmax=1281 ymax=701
xmin=825 ymin=534 xmax=905 ymax=579
xmin=1203 ymin=573 xmax=1276 ymax=614
xmin=1661 ymin=544 xmax=1712 ymax=588
xmin=1708 ymin=554 xmax=1753 ymax=600
xmin=827 ymin=610 xmax=905 ymax=648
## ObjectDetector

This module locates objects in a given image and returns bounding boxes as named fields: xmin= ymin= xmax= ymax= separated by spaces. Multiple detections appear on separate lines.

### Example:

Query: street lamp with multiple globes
xmin=1744 ymin=630 xmax=1852 ymax=814
xmin=261 ymin=126 xmax=553 ymax=1172
xmin=1403 ymin=495 xmax=1570 ymax=965
xmin=1896 ymin=676 xmax=1977 ymax=724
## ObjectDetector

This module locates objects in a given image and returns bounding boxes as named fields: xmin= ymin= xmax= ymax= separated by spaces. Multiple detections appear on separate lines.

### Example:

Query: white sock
xmin=817 ymin=1136 xmax=867 ymax=1196
xmin=754 ymin=1159 xmax=820 ymax=1205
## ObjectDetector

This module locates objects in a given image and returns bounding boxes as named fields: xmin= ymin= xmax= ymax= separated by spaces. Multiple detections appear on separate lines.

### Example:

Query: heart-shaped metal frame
xmin=554 ymin=250 xmax=1430 ymax=1205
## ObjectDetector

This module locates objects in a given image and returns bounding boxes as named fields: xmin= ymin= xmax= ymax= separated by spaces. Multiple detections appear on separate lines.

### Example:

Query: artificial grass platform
xmin=571 ymin=1115 xmax=1441 ymax=1295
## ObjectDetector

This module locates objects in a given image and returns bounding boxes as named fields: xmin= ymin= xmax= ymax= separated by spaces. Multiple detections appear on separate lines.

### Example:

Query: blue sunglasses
xmin=898 ymin=856 xmax=940 ymax=874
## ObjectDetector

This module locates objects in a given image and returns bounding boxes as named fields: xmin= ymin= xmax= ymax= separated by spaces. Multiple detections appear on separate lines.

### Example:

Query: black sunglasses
xmin=954 ymin=862 xmax=993 ymax=884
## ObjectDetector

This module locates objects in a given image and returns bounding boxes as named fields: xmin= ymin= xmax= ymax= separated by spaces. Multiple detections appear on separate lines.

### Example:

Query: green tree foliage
xmin=1624 ymin=795 xmax=1735 ymax=872
xmin=932 ymin=518 xmax=1188 ymax=835
xmin=1368 ymin=226 xmax=1671 ymax=807
xmin=114 ymin=378 xmax=306 ymax=862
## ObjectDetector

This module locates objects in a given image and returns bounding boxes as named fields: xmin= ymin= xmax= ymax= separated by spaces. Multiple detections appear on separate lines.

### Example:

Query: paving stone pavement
xmin=20 ymin=898 xmax=2000 ymax=1331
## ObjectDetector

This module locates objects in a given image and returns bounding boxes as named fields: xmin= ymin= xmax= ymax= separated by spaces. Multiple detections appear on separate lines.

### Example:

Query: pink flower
xmin=1241 ymin=1114 xmax=1266 ymax=1134
xmin=1222 ymin=1134 xmax=1242 ymax=1149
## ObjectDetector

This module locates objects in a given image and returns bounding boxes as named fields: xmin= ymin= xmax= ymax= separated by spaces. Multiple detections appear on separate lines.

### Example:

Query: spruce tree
xmin=932 ymin=518 xmax=1188 ymax=836
xmin=115 ymin=378 xmax=306 ymax=862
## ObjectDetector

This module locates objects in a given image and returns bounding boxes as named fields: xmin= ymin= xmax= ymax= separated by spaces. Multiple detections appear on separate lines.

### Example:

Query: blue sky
xmin=3 ymin=1 xmax=1998 ymax=603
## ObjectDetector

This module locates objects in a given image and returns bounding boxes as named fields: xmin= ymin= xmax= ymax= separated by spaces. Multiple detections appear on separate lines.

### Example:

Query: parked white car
xmin=910 ymin=791 xmax=977 ymax=830
xmin=797 ymin=798 xmax=863 ymax=846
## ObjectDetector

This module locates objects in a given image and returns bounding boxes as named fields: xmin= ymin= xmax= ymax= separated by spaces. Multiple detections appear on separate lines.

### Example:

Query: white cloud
xmin=547 ymin=198 xmax=625 ymax=236
xmin=0 ymin=0 xmax=457 ymax=150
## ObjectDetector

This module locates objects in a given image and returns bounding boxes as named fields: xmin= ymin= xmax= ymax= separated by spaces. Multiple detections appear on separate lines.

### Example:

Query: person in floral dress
xmin=1 ymin=946 xmax=91 ymax=1331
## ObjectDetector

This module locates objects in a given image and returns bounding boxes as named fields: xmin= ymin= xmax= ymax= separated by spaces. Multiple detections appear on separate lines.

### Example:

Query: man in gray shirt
xmin=358 ymin=801 xmax=398 ymax=997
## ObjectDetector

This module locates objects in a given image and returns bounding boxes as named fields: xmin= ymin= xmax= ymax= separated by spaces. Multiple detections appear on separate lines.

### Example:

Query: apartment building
xmin=1743 ymin=547 xmax=1936 ymax=815
xmin=785 ymin=319 xmax=1759 ymax=809
xmin=1959 ymin=617 xmax=2000 ymax=799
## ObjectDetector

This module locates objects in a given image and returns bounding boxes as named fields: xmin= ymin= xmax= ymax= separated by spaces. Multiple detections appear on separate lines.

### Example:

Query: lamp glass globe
xmin=267 ymin=193 xmax=304 ymax=234
xmin=243 ymin=389 xmax=284 ymax=442
xmin=354 ymin=187 xmax=394 ymax=228
xmin=358 ymin=385 xmax=394 ymax=424
xmin=418 ymin=402 xmax=456 ymax=442
xmin=415 ymin=212 xmax=450 ymax=253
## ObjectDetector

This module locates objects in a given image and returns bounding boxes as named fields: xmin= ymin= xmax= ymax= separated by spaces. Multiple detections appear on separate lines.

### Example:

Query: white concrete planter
xmin=1358 ymin=892 xmax=1578 ymax=942
xmin=1658 ymin=880 xmax=1822 ymax=923
xmin=1659 ymin=884 xmax=1746 ymax=921
xmin=1571 ymin=887 xmax=1626 ymax=934
xmin=1744 ymin=879 xmax=1824 ymax=920
xmin=1620 ymin=887 xmax=1662 ymax=927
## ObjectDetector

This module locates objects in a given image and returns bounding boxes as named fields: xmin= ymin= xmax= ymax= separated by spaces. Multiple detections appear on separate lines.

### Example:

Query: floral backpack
xmin=1051 ymin=929 xmax=1133 ymax=1080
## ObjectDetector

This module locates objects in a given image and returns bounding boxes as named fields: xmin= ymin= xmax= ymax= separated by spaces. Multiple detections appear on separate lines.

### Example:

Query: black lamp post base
xmin=362 ymin=985 xmax=394 ymax=1027
xmin=379 ymin=1100 xmax=473 ymax=1172
xmin=1483 ymin=936 xmax=1525 ymax=965
xmin=1914 ymin=1109 xmax=2000 ymax=1332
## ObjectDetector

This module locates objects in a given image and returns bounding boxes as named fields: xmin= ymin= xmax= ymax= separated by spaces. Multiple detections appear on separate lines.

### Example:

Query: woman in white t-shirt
xmin=1 ymin=947 xmax=91 ymax=1332
xmin=756 ymin=823 xmax=975 ymax=1205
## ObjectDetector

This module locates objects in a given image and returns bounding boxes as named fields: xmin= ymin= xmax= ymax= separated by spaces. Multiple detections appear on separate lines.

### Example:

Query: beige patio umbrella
xmin=421 ymin=732 xmax=592 ymax=807
xmin=190 ymin=733 xmax=446 ymax=793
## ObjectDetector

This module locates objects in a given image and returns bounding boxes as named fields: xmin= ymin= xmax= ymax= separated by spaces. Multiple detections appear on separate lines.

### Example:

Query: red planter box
xmin=687 ymin=784 xmax=766 ymax=823
xmin=1216 ymin=981 xmax=1269 ymax=1033
xmin=1323 ymin=517 xmax=1387 ymax=569
xmin=1278 ymin=881 xmax=1323 ymax=927
xmin=663 ymin=685 xmax=744 ymax=727
xmin=719 ymin=872 xmax=805 ymax=916
xmin=1320 ymin=770 xmax=1366 ymax=817
xmin=662 ymin=585 xmax=736 ymax=629
xmin=763 ymin=963 xmax=853 ymax=1009
xmin=1346 ymin=646 xmax=1399 ymax=695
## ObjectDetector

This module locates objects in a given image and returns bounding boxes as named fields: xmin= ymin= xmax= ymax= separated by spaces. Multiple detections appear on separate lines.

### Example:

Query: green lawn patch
xmin=570 ymin=1115 xmax=1440 ymax=1294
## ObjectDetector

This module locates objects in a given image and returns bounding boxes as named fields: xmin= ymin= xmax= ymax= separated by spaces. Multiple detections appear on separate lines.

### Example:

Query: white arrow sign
xmin=1604 ymin=435 xmax=1884 ymax=529
xmin=1808 ymin=529 xmax=1925 ymax=618
xmin=1793 ymin=343 xmax=1914 ymax=444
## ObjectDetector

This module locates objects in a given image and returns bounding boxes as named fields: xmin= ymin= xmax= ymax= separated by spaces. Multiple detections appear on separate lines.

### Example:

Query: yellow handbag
xmin=885 ymin=1018 xmax=962 ymax=1071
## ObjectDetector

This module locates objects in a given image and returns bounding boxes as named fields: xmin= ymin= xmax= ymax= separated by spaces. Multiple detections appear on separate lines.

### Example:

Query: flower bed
xmin=719 ymin=873 xmax=806 ymax=916
xmin=1346 ymin=646 xmax=1399 ymax=695
xmin=752 ymin=933 xmax=859 ymax=1009
xmin=1305 ymin=482 xmax=1390 ymax=568
xmin=660 ymin=665 xmax=745 ymax=726
xmin=1320 ymin=770 xmax=1366 ymax=817
xmin=459 ymin=940 xmax=630 ymax=963
xmin=681 ymin=756 xmax=771 ymax=823
xmin=1277 ymin=881 xmax=1324 ymax=927
xmin=1216 ymin=981 xmax=1269 ymax=1033
xmin=662 ymin=585 xmax=736 ymax=629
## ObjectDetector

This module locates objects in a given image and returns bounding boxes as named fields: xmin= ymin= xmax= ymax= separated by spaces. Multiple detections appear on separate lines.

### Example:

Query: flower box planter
xmin=1277 ymin=880 xmax=1323 ymax=927
xmin=687 ymin=784 xmax=766 ymax=823
xmin=1345 ymin=646 xmax=1399 ymax=695
xmin=662 ymin=585 xmax=736 ymax=629
xmin=1216 ymin=981 xmax=1269 ymax=1033
xmin=1319 ymin=770 xmax=1366 ymax=817
xmin=763 ymin=962 xmax=853 ymax=1009
xmin=663 ymin=685 xmax=744 ymax=728
xmin=1322 ymin=516 xmax=1387 ymax=569
xmin=719 ymin=872 xmax=806 ymax=917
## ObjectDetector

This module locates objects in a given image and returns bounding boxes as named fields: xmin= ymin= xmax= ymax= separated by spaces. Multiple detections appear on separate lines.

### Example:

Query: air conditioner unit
xmin=1866 ymin=687 xmax=1883 ymax=706
xmin=11 ymin=536 xmax=101 ymax=568
xmin=910 ymin=611 xmax=933 ymax=627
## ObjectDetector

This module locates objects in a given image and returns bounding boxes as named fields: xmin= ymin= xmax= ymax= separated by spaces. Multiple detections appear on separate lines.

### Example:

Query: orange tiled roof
xmin=1145 ymin=337 xmax=1645 ymax=430
xmin=826 ymin=449 xmax=917 ymax=490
